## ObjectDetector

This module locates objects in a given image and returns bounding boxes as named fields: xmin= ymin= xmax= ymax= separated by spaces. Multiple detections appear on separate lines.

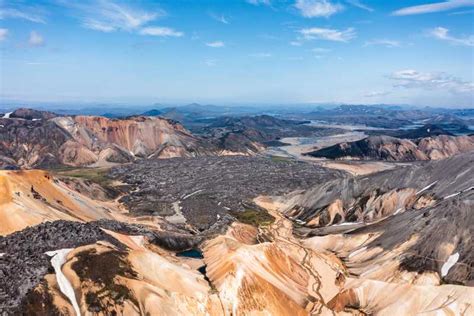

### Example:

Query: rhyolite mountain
xmin=305 ymin=134 xmax=474 ymax=161
xmin=0 ymin=109 xmax=216 ymax=169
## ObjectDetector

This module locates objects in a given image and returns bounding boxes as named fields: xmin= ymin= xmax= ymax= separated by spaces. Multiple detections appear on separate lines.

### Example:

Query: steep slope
xmin=0 ymin=110 xmax=218 ymax=168
xmin=0 ymin=118 xmax=72 ymax=168
xmin=0 ymin=169 xmax=122 ymax=235
xmin=54 ymin=115 xmax=213 ymax=160
xmin=305 ymin=134 xmax=474 ymax=161
xmin=0 ymin=220 xmax=218 ymax=315
xmin=283 ymin=151 xmax=473 ymax=227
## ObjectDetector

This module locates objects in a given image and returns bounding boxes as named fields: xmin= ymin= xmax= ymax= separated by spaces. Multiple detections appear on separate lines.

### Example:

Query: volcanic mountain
xmin=305 ymin=134 xmax=474 ymax=161
xmin=0 ymin=109 xmax=216 ymax=169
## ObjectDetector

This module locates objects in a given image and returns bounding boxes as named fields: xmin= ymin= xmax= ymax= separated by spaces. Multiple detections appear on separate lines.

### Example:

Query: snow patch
xmin=331 ymin=222 xmax=357 ymax=227
xmin=45 ymin=249 xmax=81 ymax=316
xmin=348 ymin=246 xmax=367 ymax=259
xmin=443 ymin=192 xmax=460 ymax=200
xmin=2 ymin=112 xmax=12 ymax=118
xmin=441 ymin=252 xmax=459 ymax=277
xmin=416 ymin=181 xmax=438 ymax=195
xmin=183 ymin=189 xmax=204 ymax=200
xmin=393 ymin=208 xmax=404 ymax=215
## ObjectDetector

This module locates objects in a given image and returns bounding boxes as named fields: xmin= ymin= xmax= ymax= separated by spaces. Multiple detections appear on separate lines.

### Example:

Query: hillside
xmin=0 ymin=110 xmax=216 ymax=169
xmin=305 ymin=134 xmax=474 ymax=161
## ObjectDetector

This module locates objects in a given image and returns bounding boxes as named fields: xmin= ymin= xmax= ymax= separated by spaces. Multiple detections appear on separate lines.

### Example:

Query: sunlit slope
xmin=0 ymin=170 xmax=119 ymax=235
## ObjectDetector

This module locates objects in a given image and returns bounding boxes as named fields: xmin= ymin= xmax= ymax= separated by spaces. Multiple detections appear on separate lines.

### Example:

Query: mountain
xmin=397 ymin=124 xmax=454 ymax=138
xmin=256 ymin=152 xmax=473 ymax=313
xmin=141 ymin=109 xmax=162 ymax=116
xmin=305 ymin=134 xmax=474 ymax=161
xmin=0 ymin=109 xmax=216 ymax=169
xmin=9 ymin=108 xmax=58 ymax=120
xmin=193 ymin=115 xmax=343 ymax=154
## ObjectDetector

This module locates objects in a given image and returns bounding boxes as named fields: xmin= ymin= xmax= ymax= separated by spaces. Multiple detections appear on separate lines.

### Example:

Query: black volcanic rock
xmin=0 ymin=221 xmax=122 ymax=314
xmin=109 ymin=156 xmax=343 ymax=230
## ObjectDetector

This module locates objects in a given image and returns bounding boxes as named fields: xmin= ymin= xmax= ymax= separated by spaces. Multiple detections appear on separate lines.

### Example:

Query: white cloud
xmin=246 ymin=0 xmax=271 ymax=5
xmin=449 ymin=9 xmax=474 ymax=14
xmin=295 ymin=0 xmax=344 ymax=18
xmin=139 ymin=27 xmax=183 ymax=37
xmin=346 ymin=0 xmax=374 ymax=12
xmin=299 ymin=27 xmax=356 ymax=42
xmin=206 ymin=41 xmax=225 ymax=48
xmin=209 ymin=12 xmax=229 ymax=24
xmin=312 ymin=47 xmax=331 ymax=52
xmin=59 ymin=0 xmax=162 ymax=33
xmin=364 ymin=39 xmax=401 ymax=48
xmin=429 ymin=27 xmax=474 ymax=46
xmin=0 ymin=7 xmax=46 ymax=23
xmin=28 ymin=31 xmax=44 ymax=46
xmin=364 ymin=91 xmax=390 ymax=98
xmin=390 ymin=69 xmax=474 ymax=93
xmin=0 ymin=28 xmax=7 ymax=41
xmin=392 ymin=0 xmax=474 ymax=16
xmin=249 ymin=52 xmax=272 ymax=58
xmin=204 ymin=59 xmax=217 ymax=66
xmin=83 ymin=20 xmax=116 ymax=32
xmin=290 ymin=41 xmax=302 ymax=46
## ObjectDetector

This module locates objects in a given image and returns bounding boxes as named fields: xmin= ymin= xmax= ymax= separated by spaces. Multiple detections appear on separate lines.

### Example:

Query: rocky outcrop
xmin=305 ymin=134 xmax=474 ymax=161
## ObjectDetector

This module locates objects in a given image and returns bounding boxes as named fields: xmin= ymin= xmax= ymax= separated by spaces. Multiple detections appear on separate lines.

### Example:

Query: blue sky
xmin=0 ymin=0 xmax=473 ymax=107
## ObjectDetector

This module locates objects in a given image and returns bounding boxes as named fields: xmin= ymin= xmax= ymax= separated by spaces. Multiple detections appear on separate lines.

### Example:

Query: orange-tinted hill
xmin=0 ymin=170 xmax=121 ymax=235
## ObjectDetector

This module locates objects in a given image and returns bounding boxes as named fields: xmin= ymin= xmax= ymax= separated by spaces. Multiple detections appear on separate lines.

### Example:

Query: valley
xmin=0 ymin=105 xmax=473 ymax=315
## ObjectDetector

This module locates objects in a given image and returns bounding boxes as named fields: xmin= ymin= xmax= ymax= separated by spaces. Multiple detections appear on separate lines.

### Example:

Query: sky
xmin=0 ymin=0 xmax=473 ymax=107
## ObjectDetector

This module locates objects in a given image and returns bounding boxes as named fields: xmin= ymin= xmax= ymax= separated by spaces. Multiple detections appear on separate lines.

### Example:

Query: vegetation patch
xmin=269 ymin=155 xmax=293 ymax=163
xmin=54 ymin=168 xmax=112 ymax=188
xmin=231 ymin=208 xmax=275 ymax=227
